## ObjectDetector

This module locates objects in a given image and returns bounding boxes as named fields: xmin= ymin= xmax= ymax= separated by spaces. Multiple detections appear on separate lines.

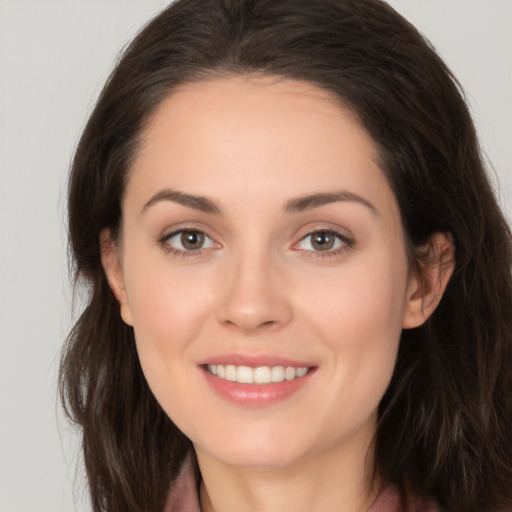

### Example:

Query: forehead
xmin=139 ymin=76 xmax=363 ymax=159
xmin=125 ymin=76 xmax=398 ymax=223
xmin=133 ymin=76 xmax=377 ymax=185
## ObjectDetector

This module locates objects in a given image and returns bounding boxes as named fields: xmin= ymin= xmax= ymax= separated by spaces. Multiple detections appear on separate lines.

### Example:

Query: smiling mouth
xmin=205 ymin=364 xmax=312 ymax=384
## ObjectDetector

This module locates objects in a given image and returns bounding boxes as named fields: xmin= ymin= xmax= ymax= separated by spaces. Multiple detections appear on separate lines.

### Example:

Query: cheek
xmin=300 ymin=253 xmax=408 ymax=405
xmin=304 ymin=253 xmax=408 ymax=338
xmin=123 ymin=243 xmax=213 ymax=335
xmin=121 ymin=249 xmax=216 ymax=389
xmin=122 ymin=267 xmax=216 ymax=435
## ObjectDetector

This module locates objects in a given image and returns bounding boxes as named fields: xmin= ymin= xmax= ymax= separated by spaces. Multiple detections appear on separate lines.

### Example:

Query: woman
xmin=60 ymin=0 xmax=512 ymax=511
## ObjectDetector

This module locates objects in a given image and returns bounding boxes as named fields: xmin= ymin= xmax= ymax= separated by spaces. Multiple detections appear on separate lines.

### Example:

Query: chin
xmin=192 ymin=421 xmax=330 ymax=470
xmin=204 ymin=443 xmax=308 ymax=469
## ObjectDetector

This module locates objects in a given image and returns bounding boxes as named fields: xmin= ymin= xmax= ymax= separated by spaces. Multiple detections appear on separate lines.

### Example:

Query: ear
xmin=402 ymin=233 xmax=455 ymax=329
xmin=100 ymin=229 xmax=133 ymax=326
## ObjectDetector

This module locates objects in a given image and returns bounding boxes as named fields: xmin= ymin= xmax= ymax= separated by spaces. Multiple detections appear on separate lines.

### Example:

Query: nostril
xmin=222 ymin=318 xmax=277 ymax=331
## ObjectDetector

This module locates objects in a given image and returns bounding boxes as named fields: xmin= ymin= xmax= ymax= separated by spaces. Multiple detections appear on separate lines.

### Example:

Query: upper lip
xmin=197 ymin=353 xmax=316 ymax=368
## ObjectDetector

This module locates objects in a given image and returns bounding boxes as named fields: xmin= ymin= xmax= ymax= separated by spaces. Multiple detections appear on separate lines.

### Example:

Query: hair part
xmin=60 ymin=1 xmax=512 ymax=511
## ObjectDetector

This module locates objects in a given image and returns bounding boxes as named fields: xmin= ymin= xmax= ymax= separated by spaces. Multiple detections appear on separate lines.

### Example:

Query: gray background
xmin=0 ymin=1 xmax=510 ymax=511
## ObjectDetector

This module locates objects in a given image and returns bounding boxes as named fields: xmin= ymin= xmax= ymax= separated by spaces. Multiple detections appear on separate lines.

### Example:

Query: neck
xmin=196 ymin=432 xmax=379 ymax=512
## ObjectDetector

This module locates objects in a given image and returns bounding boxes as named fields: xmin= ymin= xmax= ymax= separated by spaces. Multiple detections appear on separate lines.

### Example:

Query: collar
xmin=164 ymin=455 xmax=438 ymax=512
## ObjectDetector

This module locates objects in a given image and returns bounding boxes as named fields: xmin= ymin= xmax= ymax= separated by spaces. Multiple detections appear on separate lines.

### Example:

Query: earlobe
xmin=402 ymin=233 xmax=455 ymax=329
xmin=100 ymin=229 xmax=134 ymax=326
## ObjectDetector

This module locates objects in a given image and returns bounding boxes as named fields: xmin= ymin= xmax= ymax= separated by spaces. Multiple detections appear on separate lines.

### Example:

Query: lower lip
xmin=201 ymin=367 xmax=315 ymax=407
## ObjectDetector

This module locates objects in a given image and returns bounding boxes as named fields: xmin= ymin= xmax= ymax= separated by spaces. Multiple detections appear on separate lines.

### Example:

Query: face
xmin=105 ymin=76 xmax=424 ymax=471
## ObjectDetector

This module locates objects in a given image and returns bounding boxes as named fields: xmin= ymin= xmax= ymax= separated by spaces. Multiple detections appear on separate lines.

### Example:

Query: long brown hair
xmin=60 ymin=1 xmax=512 ymax=511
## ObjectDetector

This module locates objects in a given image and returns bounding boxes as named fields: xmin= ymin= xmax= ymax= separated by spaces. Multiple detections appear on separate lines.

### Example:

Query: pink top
xmin=163 ymin=456 xmax=439 ymax=512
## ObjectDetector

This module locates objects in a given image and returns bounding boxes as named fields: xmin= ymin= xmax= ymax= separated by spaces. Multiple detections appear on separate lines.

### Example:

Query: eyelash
xmin=158 ymin=228 xmax=354 ymax=258
xmin=294 ymin=229 xmax=354 ymax=258
xmin=158 ymin=228 xmax=217 ymax=257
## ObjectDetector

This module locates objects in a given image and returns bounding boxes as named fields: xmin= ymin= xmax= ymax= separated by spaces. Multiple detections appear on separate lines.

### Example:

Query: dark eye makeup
xmin=293 ymin=229 xmax=354 ymax=258
xmin=158 ymin=227 xmax=354 ymax=259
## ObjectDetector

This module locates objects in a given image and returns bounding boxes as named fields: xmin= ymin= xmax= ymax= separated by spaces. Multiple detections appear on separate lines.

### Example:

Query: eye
xmin=295 ymin=229 xmax=352 ymax=253
xmin=161 ymin=229 xmax=217 ymax=254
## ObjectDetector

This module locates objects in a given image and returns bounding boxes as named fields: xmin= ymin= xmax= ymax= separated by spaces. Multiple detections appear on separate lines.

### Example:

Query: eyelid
xmin=157 ymin=221 xmax=217 ymax=243
xmin=158 ymin=225 xmax=221 ymax=255
xmin=291 ymin=226 xmax=354 ymax=256
xmin=156 ymin=223 xmax=353 ymax=258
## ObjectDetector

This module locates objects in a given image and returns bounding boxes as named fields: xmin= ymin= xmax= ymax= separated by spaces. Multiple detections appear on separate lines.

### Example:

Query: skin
xmin=102 ymin=76 xmax=454 ymax=512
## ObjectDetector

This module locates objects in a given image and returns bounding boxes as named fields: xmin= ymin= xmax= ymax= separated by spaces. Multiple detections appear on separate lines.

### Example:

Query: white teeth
xmin=285 ymin=367 xmax=296 ymax=381
xmin=296 ymin=367 xmax=308 ymax=378
xmin=225 ymin=365 xmax=237 ymax=382
xmin=271 ymin=366 xmax=285 ymax=382
xmin=254 ymin=366 xmax=271 ymax=384
xmin=236 ymin=365 xmax=253 ymax=384
xmin=206 ymin=364 xmax=310 ymax=384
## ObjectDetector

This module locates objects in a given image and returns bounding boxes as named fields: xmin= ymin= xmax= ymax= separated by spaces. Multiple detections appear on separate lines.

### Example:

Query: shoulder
xmin=163 ymin=454 xmax=201 ymax=512
xmin=368 ymin=486 xmax=439 ymax=512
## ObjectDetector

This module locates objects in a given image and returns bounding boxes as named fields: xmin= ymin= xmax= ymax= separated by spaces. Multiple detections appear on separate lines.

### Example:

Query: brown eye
xmin=162 ymin=229 xmax=216 ymax=254
xmin=310 ymin=231 xmax=336 ymax=251
xmin=295 ymin=229 xmax=352 ymax=255
xmin=181 ymin=230 xmax=205 ymax=250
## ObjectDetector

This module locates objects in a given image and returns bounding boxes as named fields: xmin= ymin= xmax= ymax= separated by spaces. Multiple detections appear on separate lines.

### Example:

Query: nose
xmin=216 ymin=249 xmax=293 ymax=333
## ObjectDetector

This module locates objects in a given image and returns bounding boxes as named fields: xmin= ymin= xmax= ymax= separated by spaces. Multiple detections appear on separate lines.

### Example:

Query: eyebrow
xmin=142 ymin=189 xmax=221 ymax=214
xmin=283 ymin=192 xmax=378 ymax=216
xmin=142 ymin=188 xmax=377 ymax=216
